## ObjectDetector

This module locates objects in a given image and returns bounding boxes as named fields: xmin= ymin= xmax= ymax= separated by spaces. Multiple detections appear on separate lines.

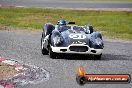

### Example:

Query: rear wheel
xmin=94 ymin=54 xmax=102 ymax=60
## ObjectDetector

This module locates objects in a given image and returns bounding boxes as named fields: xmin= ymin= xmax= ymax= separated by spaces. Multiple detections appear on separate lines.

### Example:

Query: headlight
xmin=53 ymin=36 xmax=63 ymax=46
xmin=95 ymin=38 xmax=103 ymax=45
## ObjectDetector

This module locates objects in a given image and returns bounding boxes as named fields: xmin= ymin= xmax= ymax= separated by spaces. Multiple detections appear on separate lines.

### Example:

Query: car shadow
xmin=54 ymin=53 xmax=132 ymax=61
xmin=101 ymin=54 xmax=132 ymax=61
xmin=56 ymin=54 xmax=93 ymax=60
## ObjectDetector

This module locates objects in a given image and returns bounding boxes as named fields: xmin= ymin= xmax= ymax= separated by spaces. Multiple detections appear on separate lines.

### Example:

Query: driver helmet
xmin=58 ymin=20 xmax=66 ymax=25
xmin=57 ymin=20 xmax=67 ymax=31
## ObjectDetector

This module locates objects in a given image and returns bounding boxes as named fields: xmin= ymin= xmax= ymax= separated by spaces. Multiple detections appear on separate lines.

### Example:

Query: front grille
xmin=69 ymin=46 xmax=88 ymax=52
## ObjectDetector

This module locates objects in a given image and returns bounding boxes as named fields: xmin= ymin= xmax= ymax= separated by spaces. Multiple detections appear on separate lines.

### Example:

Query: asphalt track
xmin=0 ymin=30 xmax=132 ymax=88
xmin=0 ymin=0 xmax=132 ymax=8
xmin=0 ymin=0 xmax=132 ymax=88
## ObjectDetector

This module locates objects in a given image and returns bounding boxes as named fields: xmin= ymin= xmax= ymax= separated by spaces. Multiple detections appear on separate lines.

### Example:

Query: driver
xmin=56 ymin=20 xmax=67 ymax=32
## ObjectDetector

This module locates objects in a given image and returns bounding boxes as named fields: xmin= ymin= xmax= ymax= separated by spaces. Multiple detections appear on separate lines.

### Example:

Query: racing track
xmin=0 ymin=0 xmax=132 ymax=9
xmin=0 ymin=30 xmax=132 ymax=88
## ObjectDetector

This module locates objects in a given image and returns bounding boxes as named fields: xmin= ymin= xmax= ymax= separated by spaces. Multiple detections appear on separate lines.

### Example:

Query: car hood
xmin=60 ymin=30 xmax=90 ymax=47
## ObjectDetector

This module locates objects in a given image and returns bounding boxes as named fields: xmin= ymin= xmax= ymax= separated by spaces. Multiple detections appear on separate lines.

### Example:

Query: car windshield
xmin=58 ymin=25 xmax=87 ymax=34
xmin=73 ymin=26 xmax=84 ymax=31
xmin=73 ymin=26 xmax=86 ymax=33
xmin=58 ymin=25 xmax=71 ymax=32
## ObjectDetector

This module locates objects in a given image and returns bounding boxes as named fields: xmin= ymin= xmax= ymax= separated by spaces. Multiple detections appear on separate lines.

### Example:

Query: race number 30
xmin=69 ymin=34 xmax=86 ymax=39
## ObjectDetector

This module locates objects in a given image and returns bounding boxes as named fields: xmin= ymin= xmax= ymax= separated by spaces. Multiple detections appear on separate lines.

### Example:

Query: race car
xmin=41 ymin=20 xmax=104 ymax=59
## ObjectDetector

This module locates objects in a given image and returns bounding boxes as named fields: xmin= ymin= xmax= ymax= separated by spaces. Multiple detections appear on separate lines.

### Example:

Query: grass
xmin=0 ymin=7 xmax=132 ymax=40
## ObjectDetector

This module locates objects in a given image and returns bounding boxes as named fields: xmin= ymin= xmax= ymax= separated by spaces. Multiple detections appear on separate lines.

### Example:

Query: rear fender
xmin=43 ymin=23 xmax=55 ymax=36
xmin=91 ymin=32 xmax=102 ymax=39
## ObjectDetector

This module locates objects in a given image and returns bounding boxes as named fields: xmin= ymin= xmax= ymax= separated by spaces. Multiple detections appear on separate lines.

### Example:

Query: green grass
xmin=0 ymin=7 xmax=132 ymax=40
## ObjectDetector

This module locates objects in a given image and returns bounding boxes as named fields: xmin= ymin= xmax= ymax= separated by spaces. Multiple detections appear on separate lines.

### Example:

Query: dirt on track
xmin=0 ymin=62 xmax=18 ymax=80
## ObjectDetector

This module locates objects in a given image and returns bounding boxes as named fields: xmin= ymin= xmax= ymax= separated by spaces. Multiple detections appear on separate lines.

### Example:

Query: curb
xmin=0 ymin=57 xmax=23 ymax=88
xmin=0 ymin=57 xmax=23 ymax=71
xmin=0 ymin=57 xmax=50 ymax=88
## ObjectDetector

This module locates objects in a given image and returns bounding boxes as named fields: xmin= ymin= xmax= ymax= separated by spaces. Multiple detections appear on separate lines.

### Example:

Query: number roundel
xmin=69 ymin=34 xmax=86 ymax=39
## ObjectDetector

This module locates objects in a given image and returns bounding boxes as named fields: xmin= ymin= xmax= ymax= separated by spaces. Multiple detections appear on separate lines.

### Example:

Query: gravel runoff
xmin=0 ymin=30 xmax=132 ymax=88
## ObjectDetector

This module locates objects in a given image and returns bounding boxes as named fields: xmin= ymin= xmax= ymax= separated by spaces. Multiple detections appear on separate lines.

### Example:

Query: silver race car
xmin=41 ymin=20 xmax=104 ymax=59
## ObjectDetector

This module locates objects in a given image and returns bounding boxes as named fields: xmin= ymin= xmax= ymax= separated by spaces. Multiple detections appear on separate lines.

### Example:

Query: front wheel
xmin=42 ymin=48 xmax=48 ymax=55
xmin=94 ymin=54 xmax=102 ymax=60
xmin=41 ymin=38 xmax=48 ymax=55
xmin=49 ymin=47 xmax=56 ymax=59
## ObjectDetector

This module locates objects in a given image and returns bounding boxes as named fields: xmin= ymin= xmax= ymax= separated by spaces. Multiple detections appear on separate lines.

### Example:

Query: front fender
xmin=90 ymin=32 xmax=104 ymax=49
xmin=50 ymin=30 xmax=63 ymax=46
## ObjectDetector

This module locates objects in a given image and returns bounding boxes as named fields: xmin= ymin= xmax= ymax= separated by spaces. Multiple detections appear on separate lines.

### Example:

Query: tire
xmin=76 ymin=75 xmax=86 ymax=85
xmin=42 ymin=48 xmax=48 ymax=55
xmin=42 ymin=32 xmax=45 ymax=38
xmin=49 ymin=46 xmax=56 ymax=59
xmin=41 ymin=38 xmax=48 ymax=55
xmin=94 ymin=54 xmax=102 ymax=60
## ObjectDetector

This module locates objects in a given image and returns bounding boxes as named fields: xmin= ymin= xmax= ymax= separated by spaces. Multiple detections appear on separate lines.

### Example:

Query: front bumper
xmin=51 ymin=44 xmax=103 ymax=55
